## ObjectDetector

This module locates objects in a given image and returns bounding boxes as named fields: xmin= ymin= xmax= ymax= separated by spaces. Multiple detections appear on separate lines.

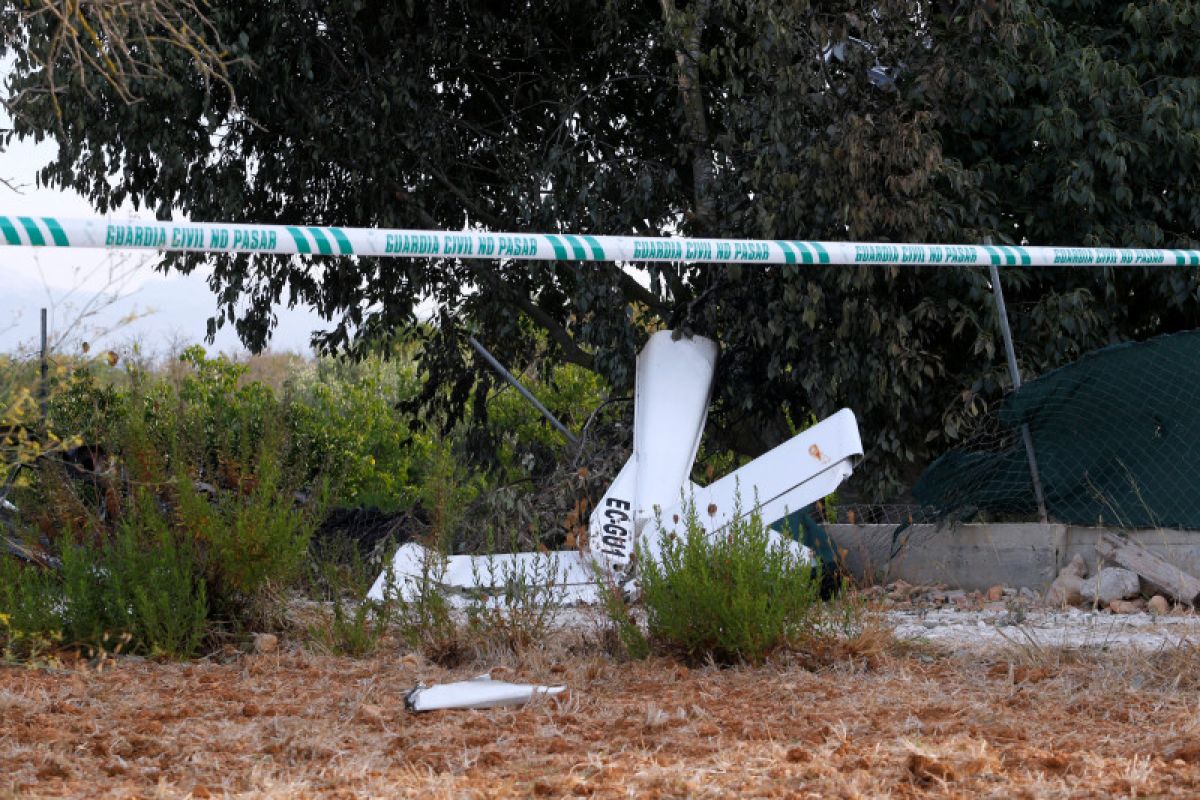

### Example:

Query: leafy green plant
xmin=636 ymin=496 xmax=823 ymax=666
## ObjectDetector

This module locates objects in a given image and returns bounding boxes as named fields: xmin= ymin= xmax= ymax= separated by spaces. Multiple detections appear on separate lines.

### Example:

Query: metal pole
xmin=467 ymin=336 xmax=579 ymax=445
xmin=39 ymin=307 xmax=48 ymax=441
xmin=987 ymin=261 xmax=1049 ymax=523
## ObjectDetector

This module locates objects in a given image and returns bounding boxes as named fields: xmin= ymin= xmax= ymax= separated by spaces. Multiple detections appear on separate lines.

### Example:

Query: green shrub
xmin=285 ymin=355 xmax=425 ymax=511
xmin=4 ymin=352 xmax=322 ymax=659
xmin=3 ymin=491 xmax=210 ymax=660
xmin=58 ymin=497 xmax=208 ymax=659
xmin=636 ymin=497 xmax=823 ymax=666
xmin=0 ymin=558 xmax=62 ymax=662
xmin=200 ymin=447 xmax=319 ymax=606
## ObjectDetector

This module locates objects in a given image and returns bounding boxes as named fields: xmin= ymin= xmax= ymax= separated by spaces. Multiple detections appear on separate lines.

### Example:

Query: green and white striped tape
xmin=3 ymin=215 xmax=1200 ymax=268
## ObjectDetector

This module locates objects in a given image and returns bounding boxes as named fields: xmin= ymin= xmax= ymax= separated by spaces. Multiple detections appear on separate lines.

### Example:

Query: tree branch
xmin=466 ymin=263 xmax=596 ymax=371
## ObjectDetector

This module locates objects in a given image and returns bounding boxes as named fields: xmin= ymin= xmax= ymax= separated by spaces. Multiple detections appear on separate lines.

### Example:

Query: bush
xmin=1 ymin=493 xmax=209 ymax=660
xmin=0 ymin=558 xmax=62 ymax=662
xmin=635 ymin=497 xmax=823 ymax=665
xmin=285 ymin=354 xmax=426 ymax=512
xmin=2 ymin=350 xmax=323 ymax=659
xmin=59 ymin=498 xmax=208 ymax=658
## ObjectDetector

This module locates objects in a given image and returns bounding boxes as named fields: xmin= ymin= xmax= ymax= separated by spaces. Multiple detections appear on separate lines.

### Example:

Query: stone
xmin=986 ymin=585 xmax=1005 ymax=602
xmin=1061 ymin=553 xmax=1089 ymax=579
xmin=1045 ymin=554 xmax=1090 ymax=607
xmin=357 ymin=703 xmax=385 ymax=724
xmin=889 ymin=580 xmax=914 ymax=600
xmin=1045 ymin=574 xmax=1082 ymax=606
xmin=1109 ymin=599 xmax=1144 ymax=615
xmin=253 ymin=633 xmax=278 ymax=654
xmin=1149 ymin=595 xmax=1170 ymax=615
xmin=1079 ymin=567 xmax=1141 ymax=606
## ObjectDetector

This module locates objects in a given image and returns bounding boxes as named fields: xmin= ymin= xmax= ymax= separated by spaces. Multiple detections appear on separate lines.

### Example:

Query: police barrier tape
xmin=3 ymin=215 xmax=1200 ymax=268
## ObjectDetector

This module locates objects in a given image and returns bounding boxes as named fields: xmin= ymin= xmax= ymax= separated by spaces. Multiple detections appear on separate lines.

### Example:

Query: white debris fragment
xmin=405 ymin=674 xmax=565 ymax=712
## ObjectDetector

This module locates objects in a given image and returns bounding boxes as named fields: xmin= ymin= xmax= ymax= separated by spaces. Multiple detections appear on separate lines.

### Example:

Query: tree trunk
xmin=661 ymin=0 xmax=715 ymax=231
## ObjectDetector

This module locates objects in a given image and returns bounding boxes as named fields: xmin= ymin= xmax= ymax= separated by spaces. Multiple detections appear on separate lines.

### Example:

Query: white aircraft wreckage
xmin=368 ymin=330 xmax=863 ymax=606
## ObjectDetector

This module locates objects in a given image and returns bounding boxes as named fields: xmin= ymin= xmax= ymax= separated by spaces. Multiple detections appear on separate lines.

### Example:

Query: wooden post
xmin=1096 ymin=531 xmax=1200 ymax=606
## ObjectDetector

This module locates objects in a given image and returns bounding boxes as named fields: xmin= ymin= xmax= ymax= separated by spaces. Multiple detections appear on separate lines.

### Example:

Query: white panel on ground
xmin=406 ymin=674 xmax=566 ymax=712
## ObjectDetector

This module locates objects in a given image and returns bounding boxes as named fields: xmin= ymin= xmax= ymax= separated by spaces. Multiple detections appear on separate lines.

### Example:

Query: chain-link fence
xmin=912 ymin=329 xmax=1200 ymax=530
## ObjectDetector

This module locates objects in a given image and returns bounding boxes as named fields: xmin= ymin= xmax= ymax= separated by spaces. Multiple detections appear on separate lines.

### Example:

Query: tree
xmin=5 ymin=0 xmax=1200 ymax=502
xmin=2 ymin=0 xmax=239 ymax=128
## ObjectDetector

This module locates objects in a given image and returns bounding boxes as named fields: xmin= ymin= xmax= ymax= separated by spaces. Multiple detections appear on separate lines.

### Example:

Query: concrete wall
xmin=827 ymin=523 xmax=1200 ymax=592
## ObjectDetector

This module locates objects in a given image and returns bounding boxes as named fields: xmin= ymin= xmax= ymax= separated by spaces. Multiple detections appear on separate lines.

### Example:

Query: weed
xmin=307 ymin=539 xmax=396 ymax=658
xmin=384 ymin=549 xmax=464 ymax=665
xmin=595 ymin=573 xmax=650 ymax=661
xmin=465 ymin=537 xmax=567 ymax=656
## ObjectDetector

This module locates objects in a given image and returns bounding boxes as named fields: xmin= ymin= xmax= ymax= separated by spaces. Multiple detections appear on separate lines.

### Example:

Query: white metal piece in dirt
xmin=369 ymin=330 xmax=863 ymax=603
xmin=405 ymin=674 xmax=565 ymax=712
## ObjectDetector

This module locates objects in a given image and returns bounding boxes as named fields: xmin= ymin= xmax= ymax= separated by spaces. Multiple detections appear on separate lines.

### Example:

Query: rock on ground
xmin=253 ymin=633 xmax=278 ymax=654
xmin=1109 ymin=599 xmax=1146 ymax=615
xmin=1045 ymin=553 xmax=1089 ymax=607
xmin=1079 ymin=567 xmax=1140 ymax=607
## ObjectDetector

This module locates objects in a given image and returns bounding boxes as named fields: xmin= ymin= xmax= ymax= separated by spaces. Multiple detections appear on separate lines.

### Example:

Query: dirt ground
xmin=5 ymin=631 xmax=1200 ymax=800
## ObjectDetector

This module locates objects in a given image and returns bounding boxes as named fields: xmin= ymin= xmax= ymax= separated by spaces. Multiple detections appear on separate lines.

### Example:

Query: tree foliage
xmin=5 ymin=0 xmax=1200 ymax=500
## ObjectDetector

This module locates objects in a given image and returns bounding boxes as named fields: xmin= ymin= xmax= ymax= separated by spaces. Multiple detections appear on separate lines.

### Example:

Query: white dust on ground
xmin=891 ymin=604 xmax=1200 ymax=651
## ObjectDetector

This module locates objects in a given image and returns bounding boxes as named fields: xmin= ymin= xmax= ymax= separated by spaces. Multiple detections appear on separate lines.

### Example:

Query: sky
xmin=0 ymin=122 xmax=329 ymax=357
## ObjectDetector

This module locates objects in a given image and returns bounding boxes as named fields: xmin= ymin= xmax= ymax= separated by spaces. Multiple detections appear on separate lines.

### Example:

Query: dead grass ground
xmin=4 ymin=636 xmax=1200 ymax=799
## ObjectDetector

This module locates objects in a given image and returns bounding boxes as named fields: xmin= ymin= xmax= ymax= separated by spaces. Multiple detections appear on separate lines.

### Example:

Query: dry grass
xmin=4 ymin=629 xmax=1200 ymax=798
